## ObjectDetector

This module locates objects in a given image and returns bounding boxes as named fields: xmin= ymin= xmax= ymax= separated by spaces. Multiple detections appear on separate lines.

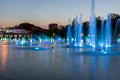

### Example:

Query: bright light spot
xmin=105 ymin=45 xmax=111 ymax=47
xmin=92 ymin=44 xmax=96 ymax=48
xmin=21 ymin=42 xmax=24 ymax=45
xmin=67 ymin=39 xmax=69 ymax=41
xmin=6 ymin=30 xmax=9 ymax=33
xmin=35 ymin=47 xmax=39 ymax=50
xmin=103 ymin=51 xmax=107 ymax=54
xmin=100 ymin=43 xmax=104 ymax=47
xmin=21 ymin=41 xmax=25 ymax=45
xmin=80 ymin=40 xmax=84 ymax=44
xmin=53 ymin=33 xmax=55 ymax=36
xmin=79 ymin=43 xmax=82 ymax=47
xmin=72 ymin=38 xmax=74 ymax=41
xmin=30 ymin=39 xmax=32 ymax=43
xmin=117 ymin=38 xmax=120 ymax=43
xmin=39 ymin=38 xmax=42 ymax=43
xmin=81 ymin=34 xmax=84 ymax=36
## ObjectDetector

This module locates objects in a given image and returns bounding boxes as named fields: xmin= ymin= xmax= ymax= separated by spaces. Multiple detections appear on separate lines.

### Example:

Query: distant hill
xmin=16 ymin=23 xmax=48 ymax=34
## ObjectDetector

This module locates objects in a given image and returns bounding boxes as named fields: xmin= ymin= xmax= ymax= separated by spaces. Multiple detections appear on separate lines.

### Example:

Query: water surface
xmin=0 ymin=42 xmax=120 ymax=80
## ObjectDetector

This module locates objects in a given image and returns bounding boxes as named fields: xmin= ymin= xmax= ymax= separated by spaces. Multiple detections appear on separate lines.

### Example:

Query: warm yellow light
xmin=1 ymin=42 xmax=8 ymax=71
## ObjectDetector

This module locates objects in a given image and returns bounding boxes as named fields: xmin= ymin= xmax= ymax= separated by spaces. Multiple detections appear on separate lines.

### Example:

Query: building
xmin=0 ymin=28 xmax=32 ymax=39
xmin=48 ymin=23 xmax=58 ymax=30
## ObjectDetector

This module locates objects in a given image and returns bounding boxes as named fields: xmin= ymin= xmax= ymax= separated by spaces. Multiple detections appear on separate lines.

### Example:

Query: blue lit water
xmin=0 ymin=41 xmax=120 ymax=80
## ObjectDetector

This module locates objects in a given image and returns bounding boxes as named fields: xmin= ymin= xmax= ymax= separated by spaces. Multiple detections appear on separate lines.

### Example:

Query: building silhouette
xmin=48 ymin=23 xmax=58 ymax=30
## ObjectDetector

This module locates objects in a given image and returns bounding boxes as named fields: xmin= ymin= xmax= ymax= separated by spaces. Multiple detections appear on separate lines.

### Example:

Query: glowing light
xmin=105 ymin=45 xmax=111 ymax=48
xmin=91 ymin=44 xmax=96 ymax=48
xmin=81 ymin=34 xmax=84 ymax=36
xmin=53 ymin=33 xmax=55 ymax=36
xmin=21 ymin=38 xmax=26 ymax=45
xmin=100 ymin=43 xmax=104 ymax=47
xmin=103 ymin=51 xmax=107 ymax=54
xmin=117 ymin=38 xmax=120 ymax=43
xmin=39 ymin=38 xmax=42 ymax=43
xmin=72 ymin=38 xmax=74 ymax=42
xmin=30 ymin=39 xmax=33 ymax=43
xmin=79 ymin=44 xmax=82 ymax=47
xmin=35 ymin=47 xmax=39 ymax=50
xmin=1 ymin=42 xmax=8 ymax=71
xmin=15 ymin=39 xmax=19 ymax=45
xmin=81 ymin=40 xmax=84 ymax=44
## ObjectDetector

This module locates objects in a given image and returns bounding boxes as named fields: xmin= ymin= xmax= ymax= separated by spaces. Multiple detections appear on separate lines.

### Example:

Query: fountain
xmin=66 ymin=14 xmax=83 ymax=47
xmin=104 ymin=14 xmax=112 ymax=47
xmin=66 ymin=0 xmax=96 ymax=47
xmin=74 ymin=15 xmax=83 ymax=47
xmin=66 ymin=19 xmax=72 ymax=46
xmin=74 ymin=16 xmax=79 ymax=46
xmin=114 ymin=19 xmax=120 ymax=39
xmin=21 ymin=37 xmax=26 ymax=45
xmin=88 ymin=15 xmax=96 ymax=47
xmin=99 ymin=17 xmax=104 ymax=47
xmin=78 ymin=14 xmax=83 ymax=47
xmin=66 ymin=0 xmax=113 ymax=49
xmin=88 ymin=0 xmax=96 ymax=47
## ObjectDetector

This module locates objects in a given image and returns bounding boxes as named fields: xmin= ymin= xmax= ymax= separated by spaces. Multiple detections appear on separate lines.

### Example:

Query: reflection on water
xmin=0 ymin=42 xmax=118 ymax=80
xmin=97 ymin=56 xmax=111 ymax=80
xmin=88 ymin=56 xmax=96 ymax=80
xmin=0 ymin=41 xmax=8 ymax=71
xmin=66 ymin=48 xmax=111 ymax=80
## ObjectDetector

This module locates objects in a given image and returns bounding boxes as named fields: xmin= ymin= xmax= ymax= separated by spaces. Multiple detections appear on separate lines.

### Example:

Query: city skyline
xmin=0 ymin=0 xmax=120 ymax=29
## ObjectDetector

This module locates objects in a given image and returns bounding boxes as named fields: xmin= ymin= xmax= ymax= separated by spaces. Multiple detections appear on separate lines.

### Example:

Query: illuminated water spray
xmin=114 ymin=18 xmax=120 ymax=43
xmin=67 ymin=19 xmax=72 ymax=46
xmin=88 ymin=0 xmax=96 ymax=47
xmin=74 ymin=16 xmax=79 ymax=46
xmin=21 ymin=37 xmax=25 ymax=45
xmin=66 ymin=0 xmax=113 ymax=49
xmin=78 ymin=14 xmax=83 ymax=46
xmin=15 ymin=38 xmax=19 ymax=45
xmin=66 ymin=14 xmax=83 ymax=47
xmin=73 ymin=15 xmax=83 ymax=47
xmin=100 ymin=17 xmax=104 ymax=46
xmin=30 ymin=38 xmax=33 ymax=46
xmin=105 ymin=14 xmax=112 ymax=47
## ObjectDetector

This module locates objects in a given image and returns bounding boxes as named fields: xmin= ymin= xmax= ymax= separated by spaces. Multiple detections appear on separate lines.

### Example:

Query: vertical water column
xmin=30 ymin=38 xmax=33 ymax=46
xmin=78 ymin=14 xmax=83 ymax=47
xmin=73 ymin=15 xmax=83 ymax=47
xmin=100 ymin=17 xmax=104 ymax=46
xmin=89 ymin=16 xmax=96 ymax=47
xmin=114 ymin=19 xmax=120 ymax=40
xmin=21 ymin=37 xmax=25 ymax=45
xmin=89 ymin=0 xmax=96 ymax=47
xmin=67 ymin=19 xmax=72 ymax=46
xmin=15 ymin=38 xmax=18 ymax=45
xmin=105 ymin=14 xmax=112 ymax=47
xmin=39 ymin=37 xmax=42 ymax=46
xmin=74 ymin=16 xmax=79 ymax=46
